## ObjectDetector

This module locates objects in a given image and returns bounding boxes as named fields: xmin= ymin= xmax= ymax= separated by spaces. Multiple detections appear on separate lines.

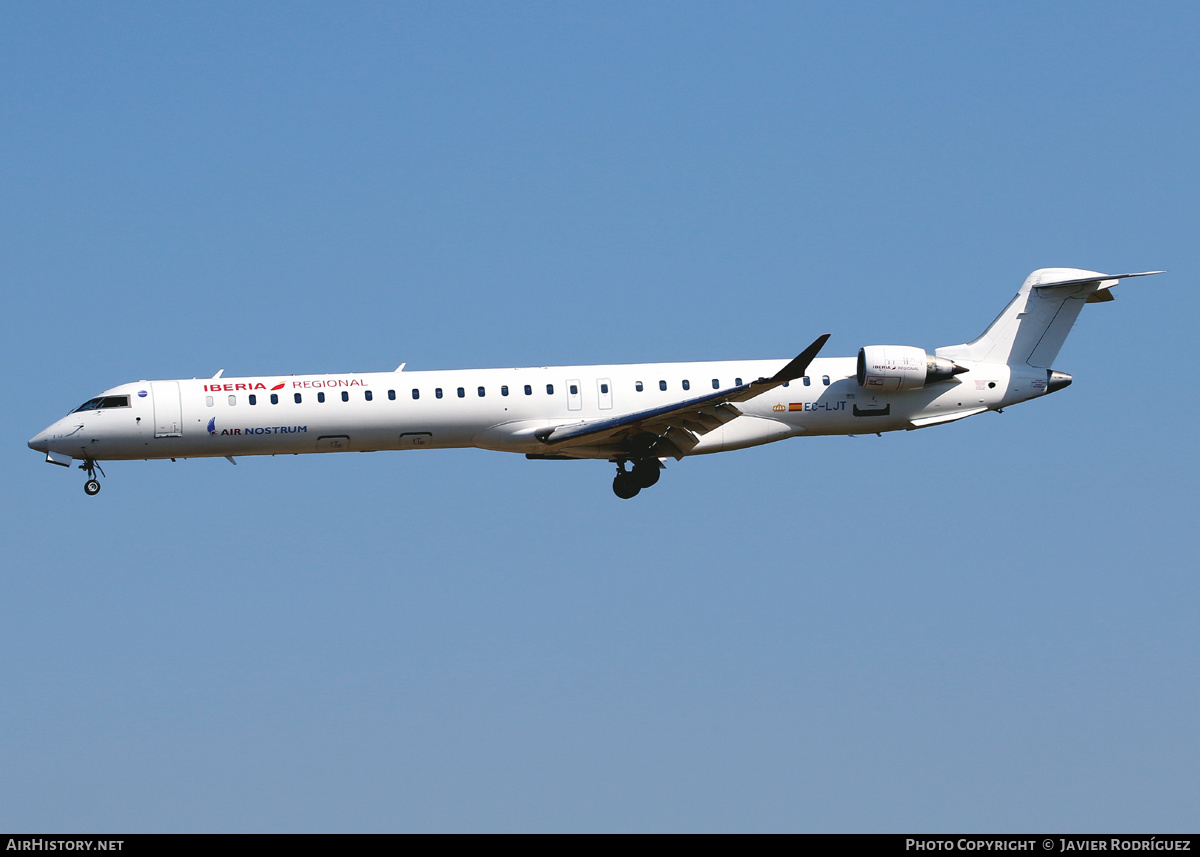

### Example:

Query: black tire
xmin=631 ymin=460 xmax=660 ymax=488
xmin=612 ymin=474 xmax=640 ymax=499
xmin=84 ymin=479 xmax=101 ymax=496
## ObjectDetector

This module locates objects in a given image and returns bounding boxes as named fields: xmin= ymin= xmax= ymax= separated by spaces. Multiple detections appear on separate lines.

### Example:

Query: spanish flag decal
xmin=788 ymin=403 xmax=804 ymax=411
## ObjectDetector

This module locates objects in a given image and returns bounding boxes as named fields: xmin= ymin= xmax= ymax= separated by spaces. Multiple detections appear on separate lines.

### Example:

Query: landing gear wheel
xmin=613 ymin=473 xmax=640 ymax=499
xmin=631 ymin=460 xmax=660 ymax=489
xmin=79 ymin=458 xmax=105 ymax=495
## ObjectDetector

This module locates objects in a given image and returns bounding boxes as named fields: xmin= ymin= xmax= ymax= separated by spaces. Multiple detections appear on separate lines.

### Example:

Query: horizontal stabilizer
xmin=1032 ymin=270 xmax=1165 ymax=290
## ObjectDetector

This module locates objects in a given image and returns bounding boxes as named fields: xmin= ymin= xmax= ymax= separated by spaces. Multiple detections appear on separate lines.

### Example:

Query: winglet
xmin=769 ymin=334 xmax=831 ymax=384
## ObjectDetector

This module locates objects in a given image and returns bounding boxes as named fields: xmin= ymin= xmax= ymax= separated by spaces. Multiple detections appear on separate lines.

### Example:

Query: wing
xmin=533 ymin=334 xmax=831 ymax=460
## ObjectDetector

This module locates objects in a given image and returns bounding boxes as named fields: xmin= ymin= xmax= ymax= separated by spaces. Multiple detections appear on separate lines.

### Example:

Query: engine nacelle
xmin=857 ymin=345 xmax=965 ymax=391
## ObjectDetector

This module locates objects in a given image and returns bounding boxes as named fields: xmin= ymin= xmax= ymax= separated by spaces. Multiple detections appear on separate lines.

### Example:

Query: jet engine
xmin=856 ymin=345 xmax=966 ymax=391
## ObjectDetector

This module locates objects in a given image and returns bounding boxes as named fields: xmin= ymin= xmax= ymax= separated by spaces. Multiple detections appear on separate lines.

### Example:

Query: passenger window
xmin=782 ymin=381 xmax=789 ymax=388
xmin=682 ymin=380 xmax=690 ymax=391
xmin=570 ymin=384 xmax=578 ymax=395
xmin=412 ymin=389 xmax=420 ymax=400
xmin=546 ymin=384 xmax=554 ymax=395
xmin=457 ymin=387 xmax=465 ymax=398
xmin=735 ymin=377 xmax=743 ymax=386
xmin=206 ymin=396 xmax=214 ymax=407
xmin=317 ymin=392 xmax=325 ymax=403
xmin=341 ymin=391 xmax=349 ymax=402
xmin=659 ymin=380 xmax=667 ymax=391
xmin=388 ymin=390 xmax=396 ymax=401
xmin=436 ymin=388 xmax=443 ymax=399
xmin=712 ymin=379 xmax=719 ymax=389
xmin=270 ymin=393 xmax=279 ymax=405
xmin=478 ymin=386 xmax=485 ymax=397
xmin=294 ymin=393 xmax=302 ymax=404
xmin=822 ymin=375 xmax=830 ymax=386
xmin=228 ymin=395 xmax=236 ymax=406
xmin=524 ymin=385 xmax=532 ymax=396
xmin=365 ymin=390 xmax=373 ymax=401
xmin=501 ymin=386 xmax=509 ymax=397
xmin=803 ymin=376 xmax=811 ymax=386
xmin=249 ymin=394 xmax=257 ymax=405
xmin=636 ymin=381 xmax=644 ymax=392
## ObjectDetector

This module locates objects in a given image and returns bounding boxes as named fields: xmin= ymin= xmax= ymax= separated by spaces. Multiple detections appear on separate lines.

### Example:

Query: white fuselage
xmin=28 ymin=356 xmax=1050 ymax=464
xmin=30 ymin=268 xmax=1155 ymax=497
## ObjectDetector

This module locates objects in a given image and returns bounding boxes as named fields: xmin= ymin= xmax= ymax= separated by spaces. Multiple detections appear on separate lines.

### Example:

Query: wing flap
xmin=660 ymin=426 xmax=700 ymax=460
xmin=677 ymin=417 xmax=712 ymax=434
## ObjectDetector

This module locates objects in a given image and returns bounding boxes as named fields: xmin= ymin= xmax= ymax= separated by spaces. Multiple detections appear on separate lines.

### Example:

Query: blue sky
xmin=3 ymin=2 xmax=1197 ymax=832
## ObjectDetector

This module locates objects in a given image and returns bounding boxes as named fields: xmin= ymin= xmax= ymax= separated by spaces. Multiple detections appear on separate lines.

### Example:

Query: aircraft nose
xmin=28 ymin=429 xmax=50 ymax=453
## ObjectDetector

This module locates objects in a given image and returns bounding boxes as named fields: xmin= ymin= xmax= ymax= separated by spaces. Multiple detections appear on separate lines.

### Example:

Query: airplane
xmin=29 ymin=267 xmax=1161 ymax=499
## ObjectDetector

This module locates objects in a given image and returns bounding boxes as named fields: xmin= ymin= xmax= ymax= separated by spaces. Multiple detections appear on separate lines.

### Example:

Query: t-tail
xmin=936 ymin=268 xmax=1164 ymax=370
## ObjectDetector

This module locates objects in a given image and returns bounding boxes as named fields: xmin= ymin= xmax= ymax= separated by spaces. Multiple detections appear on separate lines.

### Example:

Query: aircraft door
xmin=150 ymin=381 xmax=183 ymax=437
xmin=566 ymin=379 xmax=582 ymax=411
xmin=597 ymin=378 xmax=613 ymax=410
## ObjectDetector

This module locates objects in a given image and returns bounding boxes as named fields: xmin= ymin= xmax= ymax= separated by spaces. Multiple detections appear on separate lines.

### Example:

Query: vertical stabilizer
xmin=936 ymin=268 xmax=1162 ymax=368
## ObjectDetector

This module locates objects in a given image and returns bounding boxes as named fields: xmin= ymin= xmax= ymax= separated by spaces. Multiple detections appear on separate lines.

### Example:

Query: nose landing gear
xmin=611 ymin=458 xmax=663 ymax=499
xmin=79 ymin=458 xmax=105 ymax=496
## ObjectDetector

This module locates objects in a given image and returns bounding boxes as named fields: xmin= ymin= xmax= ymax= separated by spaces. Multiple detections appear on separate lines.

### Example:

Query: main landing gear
xmin=612 ymin=459 xmax=662 ymax=499
xmin=79 ymin=458 xmax=105 ymax=496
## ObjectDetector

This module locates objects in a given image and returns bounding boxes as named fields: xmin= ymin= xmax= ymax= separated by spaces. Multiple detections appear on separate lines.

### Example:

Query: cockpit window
xmin=73 ymin=395 xmax=130 ymax=412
